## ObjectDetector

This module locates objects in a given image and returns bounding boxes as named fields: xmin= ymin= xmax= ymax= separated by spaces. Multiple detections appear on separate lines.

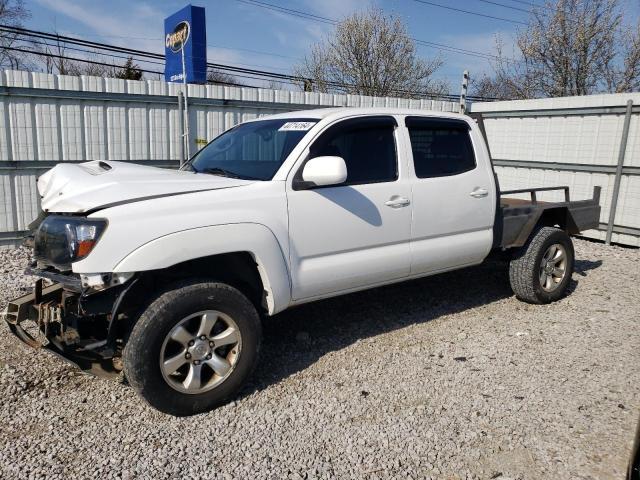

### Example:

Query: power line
xmin=42 ymin=28 xmax=304 ymax=63
xmin=0 ymin=24 xmax=502 ymax=100
xmin=414 ymin=40 xmax=497 ymax=61
xmin=410 ymin=0 xmax=528 ymax=25
xmin=0 ymin=26 xmax=164 ymax=61
xmin=5 ymin=46 xmax=165 ymax=76
xmin=8 ymin=45 xmax=257 ymax=88
xmin=21 ymin=38 xmax=167 ymax=67
xmin=471 ymin=0 xmax=532 ymax=14
xmin=9 ymin=27 xmax=303 ymax=74
xmin=232 ymin=0 xmax=505 ymax=62
xmin=208 ymin=43 xmax=302 ymax=61
xmin=24 ymin=38 xmax=293 ymax=76
xmin=235 ymin=0 xmax=337 ymax=25
xmin=476 ymin=0 xmax=603 ymax=27
xmin=501 ymin=0 xmax=546 ymax=8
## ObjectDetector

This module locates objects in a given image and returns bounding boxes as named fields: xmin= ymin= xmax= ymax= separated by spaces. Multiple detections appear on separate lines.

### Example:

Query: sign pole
xmin=164 ymin=5 xmax=206 ymax=160
xmin=181 ymin=45 xmax=191 ymax=160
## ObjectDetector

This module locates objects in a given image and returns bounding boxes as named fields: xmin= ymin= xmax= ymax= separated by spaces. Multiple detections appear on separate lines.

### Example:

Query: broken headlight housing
xmin=33 ymin=216 xmax=107 ymax=270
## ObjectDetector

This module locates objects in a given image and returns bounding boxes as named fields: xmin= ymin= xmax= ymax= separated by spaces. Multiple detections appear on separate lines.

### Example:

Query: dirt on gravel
xmin=0 ymin=238 xmax=639 ymax=480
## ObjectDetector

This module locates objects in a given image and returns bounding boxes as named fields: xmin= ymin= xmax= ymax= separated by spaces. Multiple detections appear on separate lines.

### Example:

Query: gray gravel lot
xmin=1 ymin=238 xmax=639 ymax=480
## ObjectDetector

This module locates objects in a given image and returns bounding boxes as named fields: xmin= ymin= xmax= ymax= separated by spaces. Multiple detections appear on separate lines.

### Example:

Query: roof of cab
xmin=254 ymin=107 xmax=468 ymax=123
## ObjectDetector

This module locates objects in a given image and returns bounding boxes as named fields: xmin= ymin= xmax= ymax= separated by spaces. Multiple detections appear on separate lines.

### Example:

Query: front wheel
xmin=123 ymin=281 xmax=261 ymax=416
xmin=509 ymin=226 xmax=575 ymax=304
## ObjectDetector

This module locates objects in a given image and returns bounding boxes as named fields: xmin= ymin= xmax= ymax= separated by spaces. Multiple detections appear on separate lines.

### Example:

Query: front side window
xmin=308 ymin=116 xmax=397 ymax=185
xmin=406 ymin=117 xmax=476 ymax=178
xmin=188 ymin=118 xmax=317 ymax=180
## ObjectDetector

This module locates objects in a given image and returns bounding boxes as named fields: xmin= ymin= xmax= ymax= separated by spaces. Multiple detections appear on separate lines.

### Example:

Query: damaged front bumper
xmin=4 ymin=272 xmax=135 ymax=378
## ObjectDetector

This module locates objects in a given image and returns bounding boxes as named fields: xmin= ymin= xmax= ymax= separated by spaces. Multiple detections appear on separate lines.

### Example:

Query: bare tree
xmin=474 ymin=0 xmax=640 ymax=99
xmin=0 ymin=0 xmax=31 ymax=69
xmin=266 ymin=79 xmax=284 ymax=90
xmin=207 ymin=69 xmax=240 ymax=86
xmin=294 ymin=8 xmax=447 ymax=98
xmin=470 ymin=73 xmax=513 ymax=101
xmin=38 ymin=38 xmax=143 ymax=79
xmin=607 ymin=17 xmax=640 ymax=92
xmin=41 ymin=34 xmax=76 ymax=75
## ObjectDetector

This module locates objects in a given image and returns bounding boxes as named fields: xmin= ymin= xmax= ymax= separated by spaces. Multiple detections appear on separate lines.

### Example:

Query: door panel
xmin=404 ymin=117 xmax=495 ymax=275
xmin=286 ymin=116 xmax=412 ymax=300
xmin=288 ymin=183 xmax=412 ymax=299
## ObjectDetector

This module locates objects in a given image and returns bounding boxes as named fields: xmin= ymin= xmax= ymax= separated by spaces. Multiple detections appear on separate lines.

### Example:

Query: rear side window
xmin=406 ymin=117 xmax=476 ymax=178
xmin=309 ymin=116 xmax=397 ymax=185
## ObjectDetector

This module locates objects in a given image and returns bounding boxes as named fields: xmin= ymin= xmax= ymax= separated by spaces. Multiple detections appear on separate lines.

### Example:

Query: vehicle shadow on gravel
xmin=243 ymin=257 xmax=603 ymax=397
xmin=574 ymin=259 xmax=603 ymax=276
xmin=237 ymin=255 xmax=605 ymax=397
xmin=242 ymin=260 xmax=512 ymax=396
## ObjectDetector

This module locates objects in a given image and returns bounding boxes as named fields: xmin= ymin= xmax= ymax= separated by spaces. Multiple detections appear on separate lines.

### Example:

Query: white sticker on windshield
xmin=278 ymin=121 xmax=316 ymax=132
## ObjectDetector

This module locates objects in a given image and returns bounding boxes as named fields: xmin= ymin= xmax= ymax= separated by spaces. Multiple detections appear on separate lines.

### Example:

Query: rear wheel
xmin=509 ymin=226 xmax=574 ymax=304
xmin=123 ymin=281 xmax=261 ymax=416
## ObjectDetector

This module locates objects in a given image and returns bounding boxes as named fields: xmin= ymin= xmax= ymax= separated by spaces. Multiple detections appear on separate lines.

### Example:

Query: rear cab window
xmin=405 ymin=116 xmax=476 ymax=178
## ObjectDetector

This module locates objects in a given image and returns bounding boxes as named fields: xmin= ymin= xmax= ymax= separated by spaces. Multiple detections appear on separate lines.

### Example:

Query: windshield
xmin=186 ymin=118 xmax=318 ymax=180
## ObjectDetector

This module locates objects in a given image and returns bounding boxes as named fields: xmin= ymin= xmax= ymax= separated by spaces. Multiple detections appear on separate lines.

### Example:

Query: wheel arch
xmin=507 ymin=206 xmax=580 ymax=248
xmin=536 ymin=206 xmax=580 ymax=235
xmin=112 ymin=223 xmax=291 ymax=315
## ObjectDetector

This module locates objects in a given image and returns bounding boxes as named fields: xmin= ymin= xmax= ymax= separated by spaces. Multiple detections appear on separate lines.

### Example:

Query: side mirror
xmin=299 ymin=156 xmax=347 ymax=189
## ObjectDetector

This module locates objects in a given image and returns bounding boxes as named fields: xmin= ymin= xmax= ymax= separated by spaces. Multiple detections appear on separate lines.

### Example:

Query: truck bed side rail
xmin=501 ymin=186 xmax=570 ymax=204
xmin=501 ymin=185 xmax=601 ymax=205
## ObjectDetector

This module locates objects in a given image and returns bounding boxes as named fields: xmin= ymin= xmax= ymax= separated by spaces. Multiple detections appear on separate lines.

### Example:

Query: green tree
xmin=115 ymin=57 xmax=143 ymax=81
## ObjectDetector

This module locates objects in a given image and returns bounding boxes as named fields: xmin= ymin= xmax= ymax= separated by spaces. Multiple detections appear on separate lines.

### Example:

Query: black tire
xmin=123 ymin=280 xmax=261 ymax=416
xmin=509 ymin=226 xmax=575 ymax=304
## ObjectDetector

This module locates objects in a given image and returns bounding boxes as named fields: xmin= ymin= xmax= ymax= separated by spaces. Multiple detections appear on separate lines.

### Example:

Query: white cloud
xmin=33 ymin=0 xmax=164 ymax=52
xmin=207 ymin=46 xmax=243 ymax=65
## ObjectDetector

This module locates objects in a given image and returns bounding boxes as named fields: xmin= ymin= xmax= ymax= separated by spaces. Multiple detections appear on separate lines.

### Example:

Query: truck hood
xmin=38 ymin=161 xmax=254 ymax=213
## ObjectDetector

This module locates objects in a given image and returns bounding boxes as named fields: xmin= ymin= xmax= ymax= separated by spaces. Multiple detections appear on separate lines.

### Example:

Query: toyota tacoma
xmin=4 ymin=108 xmax=601 ymax=416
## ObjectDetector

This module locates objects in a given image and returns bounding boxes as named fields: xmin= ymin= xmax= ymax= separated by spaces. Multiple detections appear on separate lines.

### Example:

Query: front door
xmin=286 ymin=116 xmax=412 ymax=300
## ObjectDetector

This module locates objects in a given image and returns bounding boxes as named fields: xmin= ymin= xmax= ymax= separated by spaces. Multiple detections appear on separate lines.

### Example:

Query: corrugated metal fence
xmin=0 ymin=69 xmax=459 ymax=246
xmin=1 ymin=69 xmax=638 ymax=247
xmin=471 ymin=93 xmax=640 ymax=247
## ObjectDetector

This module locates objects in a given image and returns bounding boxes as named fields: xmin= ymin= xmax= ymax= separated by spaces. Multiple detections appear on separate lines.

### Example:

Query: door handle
xmin=470 ymin=188 xmax=489 ymax=198
xmin=385 ymin=196 xmax=410 ymax=208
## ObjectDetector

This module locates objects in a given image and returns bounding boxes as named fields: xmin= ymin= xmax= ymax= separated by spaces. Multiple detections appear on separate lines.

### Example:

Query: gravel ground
xmin=0 ymin=238 xmax=638 ymax=480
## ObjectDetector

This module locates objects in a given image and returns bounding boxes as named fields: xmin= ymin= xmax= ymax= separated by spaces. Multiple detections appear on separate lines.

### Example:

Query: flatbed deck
xmin=496 ymin=186 xmax=601 ymax=249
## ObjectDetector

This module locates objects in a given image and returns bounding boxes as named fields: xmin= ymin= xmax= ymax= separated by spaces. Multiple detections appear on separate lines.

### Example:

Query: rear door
xmin=404 ymin=116 xmax=495 ymax=275
xmin=286 ymin=116 xmax=413 ymax=300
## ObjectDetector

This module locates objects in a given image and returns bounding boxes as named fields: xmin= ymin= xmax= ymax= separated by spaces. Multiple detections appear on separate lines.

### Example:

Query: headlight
xmin=34 ymin=216 xmax=107 ymax=269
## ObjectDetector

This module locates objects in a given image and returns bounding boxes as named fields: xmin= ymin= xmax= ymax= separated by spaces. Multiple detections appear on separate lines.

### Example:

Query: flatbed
xmin=498 ymin=185 xmax=601 ymax=248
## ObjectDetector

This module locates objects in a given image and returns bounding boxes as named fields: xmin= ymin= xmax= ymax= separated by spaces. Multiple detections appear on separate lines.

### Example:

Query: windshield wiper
xmin=197 ymin=167 xmax=259 ymax=180
xmin=199 ymin=167 xmax=241 ymax=178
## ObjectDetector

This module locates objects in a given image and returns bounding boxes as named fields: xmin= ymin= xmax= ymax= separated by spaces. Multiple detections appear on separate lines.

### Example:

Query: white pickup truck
xmin=5 ymin=108 xmax=601 ymax=416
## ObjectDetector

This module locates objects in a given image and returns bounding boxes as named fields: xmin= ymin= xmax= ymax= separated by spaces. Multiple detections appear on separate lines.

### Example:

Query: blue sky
xmin=25 ymin=0 xmax=640 ymax=92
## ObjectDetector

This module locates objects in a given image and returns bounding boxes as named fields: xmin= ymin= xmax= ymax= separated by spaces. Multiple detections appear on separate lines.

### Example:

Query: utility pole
xmin=460 ymin=70 xmax=469 ymax=114
xmin=303 ymin=78 xmax=313 ymax=92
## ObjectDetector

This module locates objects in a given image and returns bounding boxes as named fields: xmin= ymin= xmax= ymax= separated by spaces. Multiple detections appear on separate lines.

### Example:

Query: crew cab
xmin=4 ymin=108 xmax=601 ymax=416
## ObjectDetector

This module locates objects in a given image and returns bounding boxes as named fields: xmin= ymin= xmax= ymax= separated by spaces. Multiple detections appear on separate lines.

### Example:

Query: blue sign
xmin=164 ymin=5 xmax=207 ymax=84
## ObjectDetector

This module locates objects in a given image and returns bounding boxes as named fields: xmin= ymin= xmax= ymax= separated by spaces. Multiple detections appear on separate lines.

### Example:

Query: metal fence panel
xmin=0 ymin=69 xmax=459 ymax=246
xmin=471 ymin=93 xmax=640 ymax=247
